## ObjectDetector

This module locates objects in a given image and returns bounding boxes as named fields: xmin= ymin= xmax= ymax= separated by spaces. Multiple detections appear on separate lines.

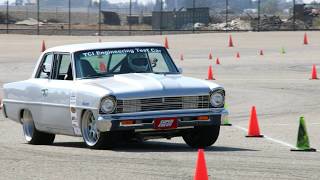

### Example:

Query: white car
xmin=1 ymin=42 xmax=228 ymax=149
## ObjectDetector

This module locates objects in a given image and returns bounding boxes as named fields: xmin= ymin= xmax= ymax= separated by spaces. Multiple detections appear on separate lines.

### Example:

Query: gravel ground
xmin=0 ymin=32 xmax=319 ymax=180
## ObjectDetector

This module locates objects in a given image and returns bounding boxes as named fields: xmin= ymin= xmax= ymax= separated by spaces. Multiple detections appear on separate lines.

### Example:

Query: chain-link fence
xmin=0 ymin=0 xmax=320 ymax=36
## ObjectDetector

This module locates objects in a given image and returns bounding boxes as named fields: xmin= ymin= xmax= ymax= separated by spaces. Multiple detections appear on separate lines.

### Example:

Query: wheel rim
xmin=21 ymin=110 xmax=34 ymax=142
xmin=82 ymin=111 xmax=100 ymax=146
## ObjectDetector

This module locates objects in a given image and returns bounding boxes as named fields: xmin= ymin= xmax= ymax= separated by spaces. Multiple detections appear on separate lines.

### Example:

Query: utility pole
xmin=68 ymin=0 xmax=71 ymax=35
xmin=98 ymin=0 xmax=102 ymax=36
xmin=258 ymin=0 xmax=261 ymax=31
xmin=129 ymin=0 xmax=132 ymax=35
xmin=37 ymin=0 xmax=39 ymax=35
xmin=192 ymin=0 xmax=195 ymax=33
xmin=293 ymin=0 xmax=296 ymax=30
xmin=160 ymin=0 xmax=163 ymax=35
xmin=226 ymin=0 xmax=229 ymax=31
xmin=6 ymin=0 xmax=9 ymax=34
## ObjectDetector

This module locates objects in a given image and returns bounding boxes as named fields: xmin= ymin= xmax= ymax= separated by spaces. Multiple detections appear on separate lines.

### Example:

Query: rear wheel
xmin=81 ymin=110 xmax=119 ymax=149
xmin=21 ymin=110 xmax=55 ymax=145
xmin=182 ymin=125 xmax=220 ymax=148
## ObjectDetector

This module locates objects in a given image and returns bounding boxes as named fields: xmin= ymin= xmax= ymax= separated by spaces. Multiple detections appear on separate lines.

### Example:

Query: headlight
xmin=210 ymin=90 xmax=225 ymax=108
xmin=100 ymin=97 xmax=116 ymax=114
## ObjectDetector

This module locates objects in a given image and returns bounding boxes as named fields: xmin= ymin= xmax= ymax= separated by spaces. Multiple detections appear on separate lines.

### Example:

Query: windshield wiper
xmin=152 ymin=72 xmax=176 ymax=75
xmin=82 ymin=73 xmax=114 ymax=79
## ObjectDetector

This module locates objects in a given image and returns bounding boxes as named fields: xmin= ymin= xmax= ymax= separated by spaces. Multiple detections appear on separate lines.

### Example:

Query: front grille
xmin=116 ymin=95 xmax=210 ymax=113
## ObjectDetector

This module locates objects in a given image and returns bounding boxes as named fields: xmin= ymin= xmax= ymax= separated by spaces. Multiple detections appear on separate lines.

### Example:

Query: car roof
xmin=45 ymin=42 xmax=163 ymax=53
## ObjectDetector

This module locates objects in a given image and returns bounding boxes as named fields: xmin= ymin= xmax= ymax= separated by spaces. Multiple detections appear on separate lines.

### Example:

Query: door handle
xmin=41 ymin=89 xmax=48 ymax=97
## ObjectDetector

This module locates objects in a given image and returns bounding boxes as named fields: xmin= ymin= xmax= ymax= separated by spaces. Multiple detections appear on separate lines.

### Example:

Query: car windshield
xmin=74 ymin=47 xmax=179 ymax=79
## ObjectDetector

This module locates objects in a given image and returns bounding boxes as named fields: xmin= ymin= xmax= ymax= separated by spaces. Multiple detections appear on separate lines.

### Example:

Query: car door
xmin=41 ymin=53 xmax=75 ymax=135
xmin=31 ymin=52 xmax=54 ymax=132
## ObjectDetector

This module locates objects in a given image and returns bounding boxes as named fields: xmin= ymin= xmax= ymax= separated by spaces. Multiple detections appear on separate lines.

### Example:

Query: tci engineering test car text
xmin=1 ymin=42 xmax=228 ymax=149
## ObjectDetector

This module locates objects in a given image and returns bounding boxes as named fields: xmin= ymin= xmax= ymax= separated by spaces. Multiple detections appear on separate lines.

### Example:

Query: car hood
xmin=85 ymin=73 xmax=221 ymax=99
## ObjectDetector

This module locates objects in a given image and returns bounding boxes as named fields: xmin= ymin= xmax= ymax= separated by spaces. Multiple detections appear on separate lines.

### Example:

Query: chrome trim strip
xmin=99 ymin=109 xmax=228 ymax=121
xmin=3 ymin=99 xmax=98 ymax=110
xmin=134 ymin=126 xmax=193 ymax=132
xmin=109 ymin=108 xmax=225 ymax=117
xmin=3 ymin=99 xmax=43 ymax=106
xmin=118 ymin=94 xmax=209 ymax=100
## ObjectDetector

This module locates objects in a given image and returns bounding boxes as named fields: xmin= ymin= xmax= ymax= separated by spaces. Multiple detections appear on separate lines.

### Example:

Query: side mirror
xmin=178 ymin=67 xmax=183 ymax=74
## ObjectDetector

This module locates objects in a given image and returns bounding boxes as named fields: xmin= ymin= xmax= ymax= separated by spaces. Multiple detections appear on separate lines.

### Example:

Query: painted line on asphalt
xmin=234 ymin=125 xmax=296 ymax=149
xmin=263 ymin=123 xmax=320 ymax=126
xmin=219 ymin=79 xmax=307 ymax=81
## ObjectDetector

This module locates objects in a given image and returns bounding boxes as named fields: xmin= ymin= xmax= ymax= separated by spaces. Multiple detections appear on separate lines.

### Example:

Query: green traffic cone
xmin=291 ymin=116 xmax=316 ymax=152
xmin=221 ymin=103 xmax=232 ymax=126
xmin=281 ymin=47 xmax=286 ymax=54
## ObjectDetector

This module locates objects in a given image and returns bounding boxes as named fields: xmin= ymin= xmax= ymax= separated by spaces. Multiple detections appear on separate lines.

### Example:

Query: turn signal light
xmin=121 ymin=120 xmax=135 ymax=125
xmin=197 ymin=116 xmax=209 ymax=121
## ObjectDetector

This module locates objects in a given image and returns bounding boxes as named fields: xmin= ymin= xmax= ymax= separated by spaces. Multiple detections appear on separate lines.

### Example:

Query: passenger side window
xmin=37 ymin=53 xmax=53 ymax=79
xmin=149 ymin=52 xmax=170 ymax=73
xmin=52 ymin=54 xmax=73 ymax=80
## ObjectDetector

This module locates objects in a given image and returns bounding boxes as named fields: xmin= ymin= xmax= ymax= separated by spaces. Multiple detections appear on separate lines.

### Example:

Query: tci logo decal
xmin=154 ymin=118 xmax=178 ymax=129
xmin=158 ymin=120 xmax=174 ymax=128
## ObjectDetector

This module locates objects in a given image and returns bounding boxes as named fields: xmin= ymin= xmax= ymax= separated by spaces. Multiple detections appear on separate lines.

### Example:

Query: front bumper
xmin=96 ymin=108 xmax=229 ymax=132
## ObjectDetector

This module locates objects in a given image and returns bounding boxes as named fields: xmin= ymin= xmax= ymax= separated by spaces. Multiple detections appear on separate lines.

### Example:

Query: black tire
xmin=182 ymin=125 xmax=220 ymax=148
xmin=21 ymin=110 xmax=55 ymax=145
xmin=81 ymin=110 xmax=120 ymax=149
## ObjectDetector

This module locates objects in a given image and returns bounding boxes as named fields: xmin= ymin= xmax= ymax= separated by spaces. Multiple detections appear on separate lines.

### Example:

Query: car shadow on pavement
xmin=52 ymin=141 xmax=258 ymax=152
xmin=52 ymin=142 xmax=87 ymax=148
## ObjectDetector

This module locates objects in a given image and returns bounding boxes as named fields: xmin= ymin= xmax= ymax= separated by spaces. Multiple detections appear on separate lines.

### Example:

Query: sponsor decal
xmin=70 ymin=96 xmax=76 ymax=105
xmin=154 ymin=118 xmax=178 ymax=130
xmin=82 ymin=48 xmax=162 ymax=57
xmin=70 ymin=95 xmax=81 ymax=135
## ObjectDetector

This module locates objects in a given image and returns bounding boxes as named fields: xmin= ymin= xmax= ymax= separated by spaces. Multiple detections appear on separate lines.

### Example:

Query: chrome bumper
xmin=96 ymin=108 xmax=228 ymax=132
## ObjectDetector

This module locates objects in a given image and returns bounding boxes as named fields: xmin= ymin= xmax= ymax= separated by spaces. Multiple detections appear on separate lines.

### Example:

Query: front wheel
xmin=182 ymin=125 xmax=220 ymax=148
xmin=81 ymin=110 xmax=119 ymax=149
xmin=21 ymin=110 xmax=55 ymax=145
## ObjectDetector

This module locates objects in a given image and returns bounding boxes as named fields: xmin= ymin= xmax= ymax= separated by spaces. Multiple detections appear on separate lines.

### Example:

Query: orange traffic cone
xmin=246 ymin=106 xmax=264 ymax=137
xmin=99 ymin=62 xmax=106 ymax=72
xmin=310 ymin=64 xmax=318 ymax=80
xmin=228 ymin=35 xmax=234 ymax=47
xmin=41 ymin=40 xmax=46 ymax=52
xmin=194 ymin=149 xmax=208 ymax=180
xmin=303 ymin=33 xmax=308 ymax=45
xmin=206 ymin=65 xmax=215 ymax=80
xmin=164 ymin=37 xmax=169 ymax=49
xmin=236 ymin=52 xmax=240 ymax=59
xmin=208 ymin=52 xmax=213 ymax=60
xmin=180 ymin=53 xmax=184 ymax=61
xmin=216 ymin=57 xmax=220 ymax=65
xmin=259 ymin=49 xmax=264 ymax=56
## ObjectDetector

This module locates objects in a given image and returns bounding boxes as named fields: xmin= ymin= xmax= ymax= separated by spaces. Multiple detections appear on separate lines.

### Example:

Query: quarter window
xmin=37 ymin=53 xmax=53 ymax=79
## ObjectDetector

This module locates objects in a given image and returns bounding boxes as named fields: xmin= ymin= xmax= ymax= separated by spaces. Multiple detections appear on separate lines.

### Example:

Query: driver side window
xmin=37 ymin=53 xmax=53 ymax=79
xmin=52 ymin=54 xmax=73 ymax=80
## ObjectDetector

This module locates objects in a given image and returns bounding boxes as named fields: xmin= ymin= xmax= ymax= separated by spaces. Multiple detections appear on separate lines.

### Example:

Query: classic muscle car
xmin=1 ymin=42 xmax=228 ymax=149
